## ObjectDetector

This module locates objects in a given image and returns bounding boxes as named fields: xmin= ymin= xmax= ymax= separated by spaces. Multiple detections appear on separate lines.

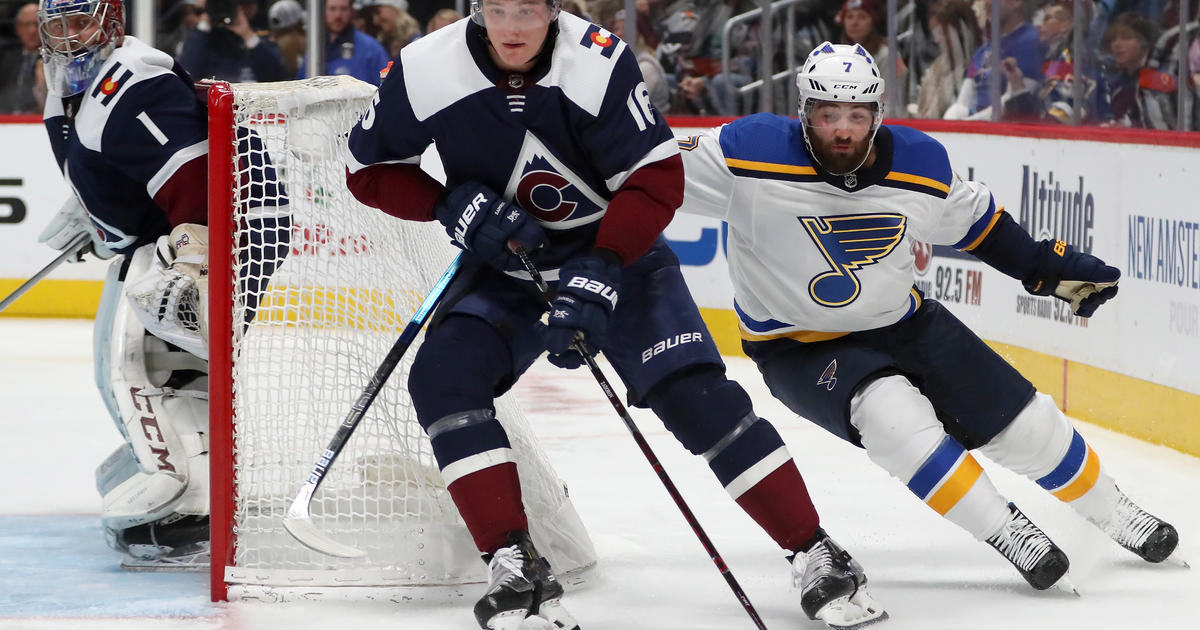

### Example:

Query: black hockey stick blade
xmin=283 ymin=251 xmax=464 ymax=558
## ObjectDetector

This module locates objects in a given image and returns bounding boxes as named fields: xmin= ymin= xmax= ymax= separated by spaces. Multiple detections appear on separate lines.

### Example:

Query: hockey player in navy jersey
xmin=345 ymin=2 xmax=886 ymax=629
xmin=34 ymin=0 xmax=287 ymax=570
xmin=677 ymin=42 xmax=1179 ymax=595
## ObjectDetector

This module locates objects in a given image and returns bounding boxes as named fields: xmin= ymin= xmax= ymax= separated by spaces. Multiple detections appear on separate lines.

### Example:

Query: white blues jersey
xmin=346 ymin=12 xmax=678 ymax=268
xmin=44 ymin=36 xmax=208 ymax=255
xmin=678 ymin=113 xmax=1000 ymax=338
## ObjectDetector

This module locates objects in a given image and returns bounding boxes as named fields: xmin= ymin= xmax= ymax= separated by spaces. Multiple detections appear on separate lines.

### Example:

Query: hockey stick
xmin=0 ymin=234 xmax=91 ymax=314
xmin=283 ymin=251 xmax=464 ymax=558
xmin=514 ymin=247 xmax=769 ymax=630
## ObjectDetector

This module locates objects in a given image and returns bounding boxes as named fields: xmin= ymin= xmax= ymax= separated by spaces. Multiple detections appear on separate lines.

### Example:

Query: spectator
xmin=424 ymin=7 xmax=462 ymax=33
xmin=268 ymin=0 xmax=306 ymax=79
xmin=371 ymin=0 xmax=421 ymax=62
xmin=1100 ymin=11 xmax=1177 ymax=128
xmin=157 ymin=0 xmax=207 ymax=58
xmin=836 ymin=0 xmax=891 ymax=72
xmin=299 ymin=0 xmax=390 ymax=84
xmin=611 ymin=8 xmax=669 ymax=111
xmin=913 ymin=0 xmax=981 ymax=118
xmin=0 ymin=2 xmax=42 ymax=114
xmin=1037 ymin=0 xmax=1073 ymax=61
xmin=561 ymin=0 xmax=593 ymax=21
xmin=946 ymin=0 xmax=1046 ymax=119
xmin=667 ymin=68 xmax=722 ymax=115
xmin=179 ymin=0 xmax=288 ymax=82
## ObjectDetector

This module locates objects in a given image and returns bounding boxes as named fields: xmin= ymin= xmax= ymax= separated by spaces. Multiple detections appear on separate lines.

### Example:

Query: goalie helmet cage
xmin=206 ymin=77 xmax=596 ymax=602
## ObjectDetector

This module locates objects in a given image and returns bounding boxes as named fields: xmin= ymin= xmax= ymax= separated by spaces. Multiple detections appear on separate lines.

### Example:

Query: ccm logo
xmin=832 ymin=83 xmax=857 ymax=89
xmin=130 ymin=387 xmax=177 ymax=473
xmin=453 ymin=192 xmax=489 ymax=245
xmin=641 ymin=332 xmax=703 ymax=363
xmin=566 ymin=277 xmax=618 ymax=308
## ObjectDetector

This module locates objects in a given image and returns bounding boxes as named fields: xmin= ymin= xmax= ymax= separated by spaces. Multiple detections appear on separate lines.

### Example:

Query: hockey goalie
xmin=34 ymin=0 xmax=287 ymax=570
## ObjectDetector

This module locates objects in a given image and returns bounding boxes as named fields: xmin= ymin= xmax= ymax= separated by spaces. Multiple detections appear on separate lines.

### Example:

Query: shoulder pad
xmin=541 ymin=13 xmax=628 ymax=117
xmin=75 ymin=37 xmax=178 ymax=151
xmin=399 ymin=19 xmax=492 ymax=121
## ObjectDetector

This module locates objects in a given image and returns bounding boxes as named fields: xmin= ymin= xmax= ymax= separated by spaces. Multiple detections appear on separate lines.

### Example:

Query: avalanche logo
xmin=800 ymin=213 xmax=906 ymax=307
xmin=506 ymin=132 xmax=608 ymax=228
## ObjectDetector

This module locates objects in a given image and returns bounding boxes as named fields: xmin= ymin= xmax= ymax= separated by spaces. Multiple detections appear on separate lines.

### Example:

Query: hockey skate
xmin=791 ymin=529 xmax=888 ymax=629
xmin=474 ymin=531 xmax=579 ymax=630
xmin=986 ymin=503 xmax=1069 ymax=590
xmin=1090 ymin=486 xmax=1178 ymax=563
xmin=110 ymin=514 xmax=210 ymax=571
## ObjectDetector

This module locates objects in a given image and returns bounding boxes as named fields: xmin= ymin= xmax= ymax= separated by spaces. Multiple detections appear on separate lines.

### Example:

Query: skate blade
xmin=487 ymin=614 xmax=560 ymax=630
xmin=1049 ymin=573 xmax=1081 ymax=598
xmin=536 ymin=597 xmax=581 ymax=630
xmin=121 ymin=551 xmax=210 ymax=572
xmin=814 ymin=588 xmax=889 ymax=629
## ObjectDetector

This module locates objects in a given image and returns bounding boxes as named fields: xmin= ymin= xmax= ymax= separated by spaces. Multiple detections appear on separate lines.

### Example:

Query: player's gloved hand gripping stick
xmin=514 ymin=246 xmax=770 ymax=630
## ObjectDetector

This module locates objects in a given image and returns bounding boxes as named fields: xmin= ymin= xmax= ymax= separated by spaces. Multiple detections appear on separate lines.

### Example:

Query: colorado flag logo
xmin=580 ymin=24 xmax=619 ymax=58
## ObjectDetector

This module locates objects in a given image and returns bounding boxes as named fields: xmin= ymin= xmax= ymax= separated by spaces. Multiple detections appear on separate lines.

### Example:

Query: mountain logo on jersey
xmin=91 ymin=62 xmax=133 ymax=106
xmin=800 ymin=213 xmax=907 ymax=307
xmin=506 ymin=132 xmax=608 ymax=227
xmin=580 ymin=24 xmax=620 ymax=58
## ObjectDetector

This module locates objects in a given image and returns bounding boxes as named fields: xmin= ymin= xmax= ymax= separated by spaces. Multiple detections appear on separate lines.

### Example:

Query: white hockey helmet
xmin=37 ymin=0 xmax=125 ymax=97
xmin=796 ymin=41 xmax=885 ymax=129
xmin=470 ymin=0 xmax=562 ymax=27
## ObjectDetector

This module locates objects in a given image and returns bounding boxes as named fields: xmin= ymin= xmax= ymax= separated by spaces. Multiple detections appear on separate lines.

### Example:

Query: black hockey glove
xmin=543 ymin=256 xmax=621 ymax=369
xmin=1023 ymin=239 xmax=1120 ymax=317
xmin=434 ymin=181 xmax=546 ymax=271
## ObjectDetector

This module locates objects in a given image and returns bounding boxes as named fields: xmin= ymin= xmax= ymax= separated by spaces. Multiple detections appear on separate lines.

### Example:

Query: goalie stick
xmin=282 ymin=251 xmax=464 ymax=558
xmin=0 ymin=233 xmax=91 ymax=314
xmin=514 ymin=247 xmax=769 ymax=630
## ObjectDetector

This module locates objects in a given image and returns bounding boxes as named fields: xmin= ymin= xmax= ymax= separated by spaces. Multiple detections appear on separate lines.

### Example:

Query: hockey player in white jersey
xmin=346 ymin=2 xmax=885 ymax=629
xmin=34 ymin=0 xmax=288 ymax=570
xmin=677 ymin=42 xmax=1179 ymax=594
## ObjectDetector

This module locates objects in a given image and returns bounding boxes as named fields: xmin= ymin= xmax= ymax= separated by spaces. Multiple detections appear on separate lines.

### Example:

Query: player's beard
xmin=809 ymin=131 xmax=873 ymax=176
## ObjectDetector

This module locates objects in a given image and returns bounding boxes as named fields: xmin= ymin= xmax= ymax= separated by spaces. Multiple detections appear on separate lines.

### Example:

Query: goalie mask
xmin=470 ymin=0 xmax=561 ymax=27
xmin=796 ymin=42 xmax=885 ymax=176
xmin=37 ymin=0 xmax=124 ymax=97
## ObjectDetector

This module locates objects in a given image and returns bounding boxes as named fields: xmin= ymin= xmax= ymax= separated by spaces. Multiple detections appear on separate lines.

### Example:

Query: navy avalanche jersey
xmin=346 ymin=13 xmax=678 ymax=269
xmin=44 ymin=36 xmax=208 ymax=255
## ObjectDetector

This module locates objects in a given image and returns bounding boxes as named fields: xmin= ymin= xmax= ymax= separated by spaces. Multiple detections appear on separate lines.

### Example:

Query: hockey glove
xmin=1023 ymin=239 xmax=1120 ymax=317
xmin=543 ymin=256 xmax=621 ymax=369
xmin=37 ymin=196 xmax=115 ymax=262
xmin=434 ymin=181 xmax=546 ymax=271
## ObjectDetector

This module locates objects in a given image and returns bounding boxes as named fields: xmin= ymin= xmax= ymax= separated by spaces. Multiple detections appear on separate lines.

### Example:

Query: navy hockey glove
xmin=1023 ymin=239 xmax=1120 ymax=317
xmin=434 ymin=181 xmax=546 ymax=271
xmin=544 ymin=256 xmax=621 ymax=369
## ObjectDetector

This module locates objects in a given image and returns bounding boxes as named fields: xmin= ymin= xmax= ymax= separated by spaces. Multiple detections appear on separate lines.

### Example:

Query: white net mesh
xmin=217 ymin=76 xmax=594 ymax=591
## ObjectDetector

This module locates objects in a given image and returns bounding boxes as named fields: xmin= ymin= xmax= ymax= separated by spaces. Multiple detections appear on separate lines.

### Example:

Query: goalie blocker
xmin=94 ymin=225 xmax=212 ymax=569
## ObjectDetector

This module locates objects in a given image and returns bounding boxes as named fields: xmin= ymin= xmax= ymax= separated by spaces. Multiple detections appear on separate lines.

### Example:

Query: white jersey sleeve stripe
xmin=147 ymin=140 xmax=207 ymax=198
xmin=604 ymin=137 xmax=679 ymax=191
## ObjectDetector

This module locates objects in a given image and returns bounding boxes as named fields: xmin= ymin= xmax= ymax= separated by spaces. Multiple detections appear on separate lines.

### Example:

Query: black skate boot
xmin=985 ymin=503 xmax=1069 ymax=590
xmin=473 ymin=530 xmax=578 ymax=630
xmin=1092 ymin=487 xmax=1178 ymax=563
xmin=791 ymin=528 xmax=888 ymax=628
xmin=110 ymin=514 xmax=210 ymax=571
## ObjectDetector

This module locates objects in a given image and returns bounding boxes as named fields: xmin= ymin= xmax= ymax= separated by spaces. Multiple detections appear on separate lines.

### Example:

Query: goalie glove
xmin=1023 ymin=239 xmax=1119 ymax=317
xmin=124 ymin=224 xmax=210 ymax=359
xmin=37 ymin=195 xmax=116 ymax=261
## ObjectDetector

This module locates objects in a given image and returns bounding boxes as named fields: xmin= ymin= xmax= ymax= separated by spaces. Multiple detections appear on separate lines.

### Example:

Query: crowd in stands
xmin=0 ymin=0 xmax=1197 ymax=131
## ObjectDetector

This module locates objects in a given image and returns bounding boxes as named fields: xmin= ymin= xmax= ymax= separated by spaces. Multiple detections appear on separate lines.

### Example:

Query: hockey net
xmin=206 ymin=76 xmax=595 ymax=601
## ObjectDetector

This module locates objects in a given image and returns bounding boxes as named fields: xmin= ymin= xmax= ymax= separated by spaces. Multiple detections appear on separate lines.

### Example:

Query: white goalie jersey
xmin=677 ymin=114 xmax=1002 ymax=339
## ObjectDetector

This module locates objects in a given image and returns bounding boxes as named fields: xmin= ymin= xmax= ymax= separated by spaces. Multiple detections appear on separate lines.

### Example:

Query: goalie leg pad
xmin=851 ymin=375 xmax=1010 ymax=540
xmin=96 ymin=282 xmax=211 ymax=532
xmin=978 ymin=392 xmax=1118 ymax=519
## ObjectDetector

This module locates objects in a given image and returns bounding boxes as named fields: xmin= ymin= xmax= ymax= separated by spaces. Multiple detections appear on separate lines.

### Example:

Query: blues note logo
xmin=800 ymin=213 xmax=906 ymax=307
